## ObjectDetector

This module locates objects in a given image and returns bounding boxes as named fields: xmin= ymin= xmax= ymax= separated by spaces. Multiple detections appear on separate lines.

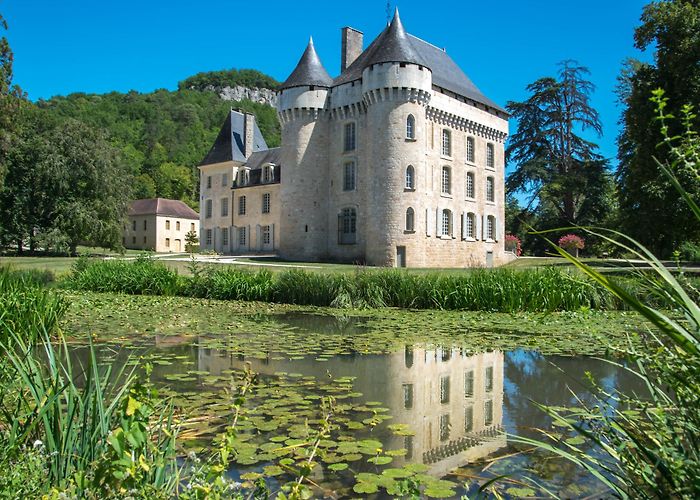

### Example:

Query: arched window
xmin=405 ymin=207 xmax=415 ymax=232
xmin=466 ymin=137 xmax=475 ymax=163
xmin=486 ymin=176 xmax=495 ymax=202
xmin=405 ymin=165 xmax=415 ymax=190
xmin=338 ymin=207 xmax=357 ymax=244
xmin=405 ymin=346 xmax=414 ymax=368
xmin=486 ymin=215 xmax=496 ymax=240
xmin=406 ymin=114 xmax=415 ymax=139
xmin=442 ymin=209 xmax=452 ymax=236
xmin=486 ymin=143 xmax=495 ymax=168
xmin=465 ymin=212 xmax=476 ymax=239
xmin=442 ymin=129 xmax=452 ymax=156
xmin=441 ymin=166 xmax=451 ymax=195
xmin=466 ymin=172 xmax=475 ymax=199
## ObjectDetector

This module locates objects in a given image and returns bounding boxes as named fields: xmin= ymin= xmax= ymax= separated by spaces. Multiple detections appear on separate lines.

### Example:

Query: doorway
xmin=486 ymin=251 xmax=494 ymax=268
xmin=396 ymin=246 xmax=406 ymax=268
xmin=174 ymin=239 xmax=181 ymax=252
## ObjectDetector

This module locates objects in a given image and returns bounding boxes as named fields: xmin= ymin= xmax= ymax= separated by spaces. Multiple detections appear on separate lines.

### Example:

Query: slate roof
xmin=245 ymin=148 xmax=281 ymax=171
xmin=128 ymin=198 xmax=199 ymax=220
xmin=280 ymin=38 xmax=333 ymax=90
xmin=199 ymin=110 xmax=268 ymax=166
xmin=332 ymin=9 xmax=505 ymax=113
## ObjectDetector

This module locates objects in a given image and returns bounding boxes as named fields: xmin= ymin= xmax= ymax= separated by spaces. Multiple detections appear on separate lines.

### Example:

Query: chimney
xmin=244 ymin=112 xmax=255 ymax=159
xmin=341 ymin=27 xmax=363 ymax=72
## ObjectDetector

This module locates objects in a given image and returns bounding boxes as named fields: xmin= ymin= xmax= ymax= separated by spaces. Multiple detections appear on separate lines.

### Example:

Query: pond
xmin=68 ymin=310 xmax=645 ymax=498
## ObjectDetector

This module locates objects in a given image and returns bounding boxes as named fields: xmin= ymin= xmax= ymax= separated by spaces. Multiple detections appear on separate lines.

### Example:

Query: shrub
xmin=678 ymin=240 xmax=700 ymax=262
xmin=505 ymin=234 xmax=523 ymax=256
xmin=558 ymin=234 xmax=585 ymax=255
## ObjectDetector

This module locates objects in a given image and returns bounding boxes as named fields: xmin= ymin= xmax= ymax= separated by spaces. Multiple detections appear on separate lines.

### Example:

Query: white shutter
xmin=451 ymin=211 xmax=455 ymax=238
xmin=474 ymin=214 xmax=480 ymax=240
xmin=232 ymin=226 xmax=238 ymax=251
xmin=271 ymin=224 xmax=276 ymax=250
xmin=481 ymin=215 xmax=486 ymax=240
xmin=247 ymin=225 xmax=251 ymax=251
xmin=494 ymin=217 xmax=499 ymax=242
xmin=256 ymin=224 xmax=261 ymax=251
xmin=461 ymin=212 xmax=466 ymax=240
xmin=436 ymin=208 xmax=442 ymax=237
xmin=214 ymin=227 xmax=220 ymax=252
xmin=426 ymin=208 xmax=432 ymax=236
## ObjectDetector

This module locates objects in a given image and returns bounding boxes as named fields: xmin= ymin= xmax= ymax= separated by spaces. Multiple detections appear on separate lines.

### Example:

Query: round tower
xmin=361 ymin=9 xmax=432 ymax=266
xmin=277 ymin=38 xmax=332 ymax=261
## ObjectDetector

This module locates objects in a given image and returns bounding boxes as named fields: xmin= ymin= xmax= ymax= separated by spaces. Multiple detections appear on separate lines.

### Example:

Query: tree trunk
xmin=69 ymin=242 xmax=78 ymax=257
xmin=17 ymin=239 xmax=23 ymax=254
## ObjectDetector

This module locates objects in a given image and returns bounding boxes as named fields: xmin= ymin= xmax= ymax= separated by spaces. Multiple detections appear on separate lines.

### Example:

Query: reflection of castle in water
xmin=196 ymin=343 xmax=505 ymax=476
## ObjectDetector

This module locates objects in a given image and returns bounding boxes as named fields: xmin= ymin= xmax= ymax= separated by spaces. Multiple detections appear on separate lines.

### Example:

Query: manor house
xmin=198 ymin=9 xmax=509 ymax=267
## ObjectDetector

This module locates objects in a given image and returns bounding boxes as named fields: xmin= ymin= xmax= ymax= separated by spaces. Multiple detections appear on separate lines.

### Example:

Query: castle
xmin=199 ymin=9 xmax=509 ymax=267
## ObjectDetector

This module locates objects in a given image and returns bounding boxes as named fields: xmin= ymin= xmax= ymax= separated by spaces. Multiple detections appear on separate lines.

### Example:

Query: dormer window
xmin=238 ymin=168 xmax=251 ymax=187
xmin=263 ymin=165 xmax=275 ymax=183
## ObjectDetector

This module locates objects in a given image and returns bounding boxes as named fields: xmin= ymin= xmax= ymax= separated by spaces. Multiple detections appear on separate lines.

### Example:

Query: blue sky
xmin=3 ymin=0 xmax=652 ymax=169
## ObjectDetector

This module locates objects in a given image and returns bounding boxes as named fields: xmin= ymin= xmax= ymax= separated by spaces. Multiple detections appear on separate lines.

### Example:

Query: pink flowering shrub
xmin=505 ymin=234 xmax=522 ymax=256
xmin=558 ymin=234 xmax=585 ymax=255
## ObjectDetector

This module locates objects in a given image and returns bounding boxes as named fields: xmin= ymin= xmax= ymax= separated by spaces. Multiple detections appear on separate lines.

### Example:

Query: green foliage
xmin=617 ymin=0 xmax=700 ymax=256
xmin=178 ymin=68 xmax=279 ymax=91
xmin=0 ymin=266 xmax=66 ymax=344
xmin=0 ymin=106 xmax=133 ymax=254
xmin=68 ymin=258 xmax=617 ymax=312
xmin=519 ymin=94 xmax=700 ymax=498
xmin=185 ymin=230 xmax=199 ymax=253
xmin=678 ymin=240 xmax=700 ymax=262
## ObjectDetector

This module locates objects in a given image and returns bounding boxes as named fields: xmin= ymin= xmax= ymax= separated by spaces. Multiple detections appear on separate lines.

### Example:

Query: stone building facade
xmin=199 ymin=9 xmax=509 ymax=267
xmin=123 ymin=198 xmax=199 ymax=252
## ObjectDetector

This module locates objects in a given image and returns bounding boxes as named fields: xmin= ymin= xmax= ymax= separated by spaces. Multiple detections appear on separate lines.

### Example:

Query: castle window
xmin=466 ymin=137 xmax=475 ymax=163
xmin=440 ymin=375 xmax=450 ymax=404
xmin=464 ymin=405 xmax=474 ymax=432
xmin=406 ymin=114 xmax=415 ymax=140
xmin=205 ymin=199 xmax=212 ymax=219
xmin=222 ymin=173 xmax=228 ymax=188
xmin=143 ymin=219 xmax=147 ymax=230
xmin=405 ymin=346 xmax=414 ymax=368
xmin=165 ymin=238 xmax=170 ymax=248
xmin=165 ymin=220 xmax=170 ymax=230
xmin=439 ymin=414 xmax=450 ymax=442
xmin=221 ymin=227 xmax=229 ymax=247
xmin=403 ymin=384 xmax=414 ymax=409
xmin=343 ymin=161 xmax=356 ymax=191
xmin=486 ymin=176 xmax=495 ymax=202
xmin=262 ymin=193 xmax=271 ymax=214
xmin=465 ymin=212 xmax=476 ymax=239
xmin=441 ymin=166 xmax=451 ymax=195
xmin=487 ymin=143 xmax=495 ymax=168
xmin=205 ymin=229 xmax=212 ymax=245
xmin=442 ymin=209 xmax=453 ymax=237
xmin=262 ymin=225 xmax=271 ymax=245
xmin=238 ymin=227 xmax=246 ymax=246
xmin=132 ymin=220 xmax=136 ymax=231
xmin=238 ymin=196 xmax=246 ymax=215
xmin=442 ymin=129 xmax=451 ymax=156
xmin=484 ymin=399 xmax=494 ymax=426
xmin=486 ymin=215 xmax=496 ymax=240
xmin=132 ymin=236 xmax=136 ymax=244
xmin=190 ymin=223 xmax=195 ymax=232
xmin=464 ymin=370 xmax=474 ymax=397
xmin=405 ymin=207 xmax=415 ymax=232
xmin=466 ymin=172 xmax=475 ymax=199
xmin=405 ymin=165 xmax=415 ymax=190
xmin=176 ymin=221 xmax=181 ymax=231
xmin=206 ymin=176 xmax=212 ymax=189
xmin=344 ymin=122 xmax=356 ymax=152
xmin=338 ymin=207 xmax=357 ymax=245
xmin=221 ymin=197 xmax=229 ymax=217
xmin=485 ymin=366 xmax=494 ymax=392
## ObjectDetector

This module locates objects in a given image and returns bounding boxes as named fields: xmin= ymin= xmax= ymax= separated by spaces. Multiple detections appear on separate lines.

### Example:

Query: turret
xmin=277 ymin=38 xmax=332 ymax=261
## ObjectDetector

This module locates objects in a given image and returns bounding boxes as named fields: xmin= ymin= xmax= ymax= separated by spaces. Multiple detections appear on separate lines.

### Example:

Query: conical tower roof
xmin=364 ymin=8 xmax=425 ymax=67
xmin=280 ymin=37 xmax=333 ymax=90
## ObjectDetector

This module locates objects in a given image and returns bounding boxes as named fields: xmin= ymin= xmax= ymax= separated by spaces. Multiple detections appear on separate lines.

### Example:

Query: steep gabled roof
xmin=199 ymin=110 xmax=268 ymax=166
xmin=332 ymin=9 xmax=505 ymax=113
xmin=280 ymin=38 xmax=333 ymax=90
xmin=128 ymin=198 xmax=199 ymax=220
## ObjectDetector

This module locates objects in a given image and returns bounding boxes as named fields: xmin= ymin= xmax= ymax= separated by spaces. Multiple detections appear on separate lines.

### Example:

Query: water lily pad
xmin=328 ymin=462 xmax=349 ymax=472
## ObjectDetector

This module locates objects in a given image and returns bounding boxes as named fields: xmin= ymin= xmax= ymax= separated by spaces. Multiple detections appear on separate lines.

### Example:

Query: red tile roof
xmin=128 ymin=198 xmax=199 ymax=220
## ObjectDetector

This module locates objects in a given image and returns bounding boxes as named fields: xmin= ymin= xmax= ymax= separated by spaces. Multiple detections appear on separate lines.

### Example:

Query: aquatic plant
xmin=517 ymin=91 xmax=700 ymax=498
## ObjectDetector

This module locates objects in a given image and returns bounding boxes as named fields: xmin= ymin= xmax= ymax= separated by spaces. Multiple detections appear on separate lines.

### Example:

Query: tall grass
xmin=68 ymin=259 xmax=616 ymax=312
xmin=0 ymin=266 xmax=67 ymax=343
xmin=515 ymin=92 xmax=700 ymax=498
